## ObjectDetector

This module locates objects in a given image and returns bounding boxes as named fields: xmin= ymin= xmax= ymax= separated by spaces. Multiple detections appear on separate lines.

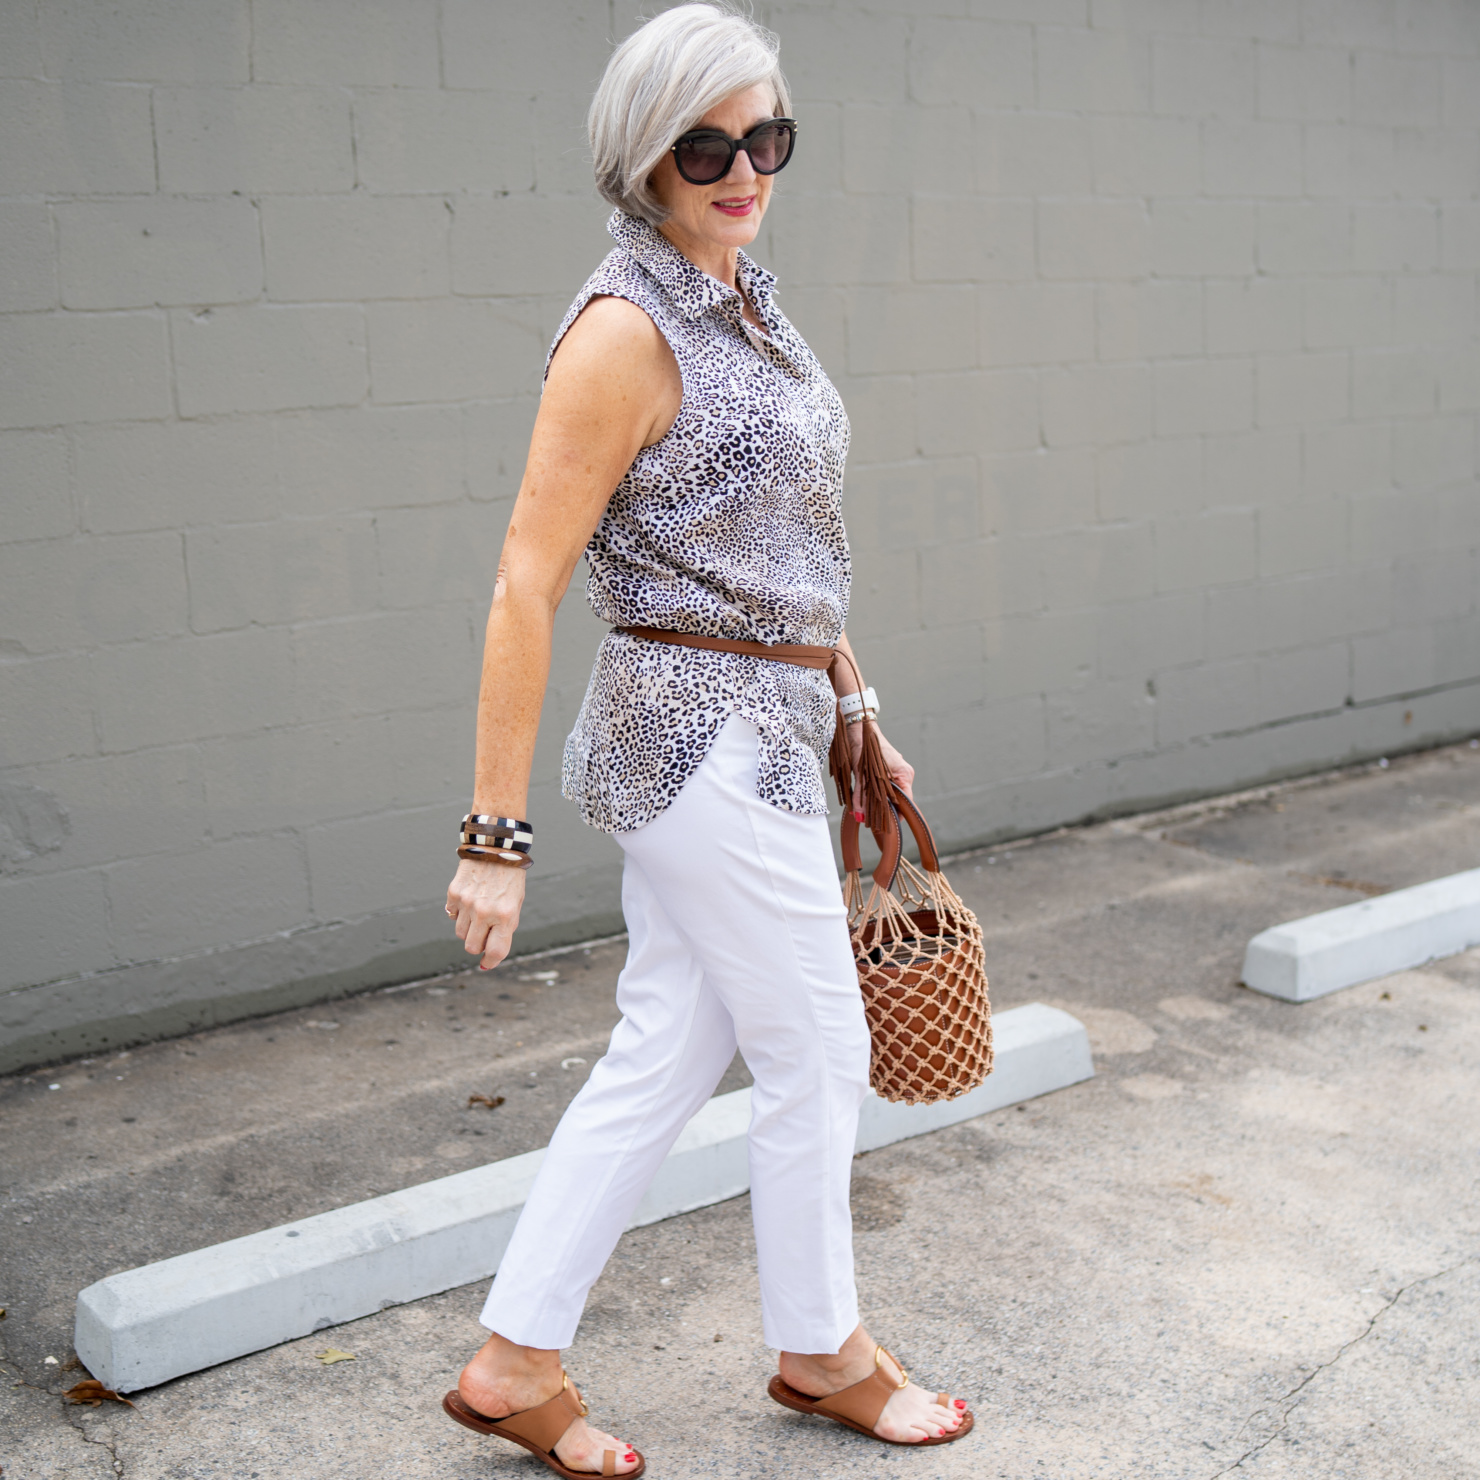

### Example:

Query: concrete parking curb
xmin=1242 ymin=867 xmax=1480 ymax=1002
xmin=75 ymin=1003 xmax=1092 ymax=1392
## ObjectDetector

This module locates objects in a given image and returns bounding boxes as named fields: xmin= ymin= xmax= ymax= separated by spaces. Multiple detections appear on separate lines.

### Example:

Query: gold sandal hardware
xmin=561 ymin=1370 xmax=590 ymax=1417
xmin=874 ymin=1345 xmax=909 ymax=1390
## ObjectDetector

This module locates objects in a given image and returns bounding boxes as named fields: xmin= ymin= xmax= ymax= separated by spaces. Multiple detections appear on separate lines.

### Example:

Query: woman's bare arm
xmin=447 ymin=297 xmax=683 ymax=970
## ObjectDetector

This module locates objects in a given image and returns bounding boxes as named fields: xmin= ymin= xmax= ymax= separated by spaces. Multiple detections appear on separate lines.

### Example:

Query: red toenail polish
xmin=955 ymin=1399 xmax=966 ymax=1408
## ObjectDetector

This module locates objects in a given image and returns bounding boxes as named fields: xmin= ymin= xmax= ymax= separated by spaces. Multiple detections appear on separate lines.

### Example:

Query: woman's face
xmin=649 ymin=83 xmax=779 ymax=258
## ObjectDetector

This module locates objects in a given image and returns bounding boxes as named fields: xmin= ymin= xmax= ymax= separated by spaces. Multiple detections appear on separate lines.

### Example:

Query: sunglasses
xmin=670 ymin=117 xmax=798 ymax=185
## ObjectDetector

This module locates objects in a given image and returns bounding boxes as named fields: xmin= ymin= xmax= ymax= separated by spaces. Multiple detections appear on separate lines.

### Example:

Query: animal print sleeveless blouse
xmin=556 ymin=211 xmax=851 ymax=834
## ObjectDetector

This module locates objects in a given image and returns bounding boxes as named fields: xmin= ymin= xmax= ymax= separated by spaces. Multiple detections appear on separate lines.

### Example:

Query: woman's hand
xmin=446 ymin=857 xmax=527 ymax=972
xmin=848 ymin=722 xmax=915 ymax=817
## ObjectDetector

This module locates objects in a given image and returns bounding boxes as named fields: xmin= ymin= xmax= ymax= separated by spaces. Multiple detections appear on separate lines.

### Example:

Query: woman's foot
xmin=459 ymin=1332 xmax=641 ymax=1475
xmin=778 ymin=1325 xmax=968 ymax=1443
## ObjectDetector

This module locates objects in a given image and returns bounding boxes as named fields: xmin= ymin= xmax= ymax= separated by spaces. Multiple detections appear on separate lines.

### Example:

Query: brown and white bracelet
xmin=458 ymin=814 xmax=534 ymax=868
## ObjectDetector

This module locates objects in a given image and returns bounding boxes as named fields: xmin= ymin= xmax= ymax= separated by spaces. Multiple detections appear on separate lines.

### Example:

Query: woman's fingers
xmin=845 ymin=725 xmax=865 ymax=820
xmin=843 ymin=719 xmax=919 ymax=811
xmin=480 ymin=927 xmax=512 ymax=972
xmin=451 ymin=903 xmax=479 ymax=948
xmin=461 ymin=901 xmax=519 ymax=963
xmin=475 ymin=903 xmax=522 ymax=970
xmin=462 ymin=913 xmax=491 ymax=960
xmin=446 ymin=859 xmax=525 ymax=969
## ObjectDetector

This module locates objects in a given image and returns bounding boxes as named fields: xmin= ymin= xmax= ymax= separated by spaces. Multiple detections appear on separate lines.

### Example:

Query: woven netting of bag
xmin=845 ymin=856 xmax=993 ymax=1106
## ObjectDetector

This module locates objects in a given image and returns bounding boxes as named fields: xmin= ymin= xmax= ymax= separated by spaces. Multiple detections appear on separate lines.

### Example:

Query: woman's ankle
xmin=778 ymin=1324 xmax=874 ymax=1391
xmin=462 ymin=1331 xmax=562 ymax=1394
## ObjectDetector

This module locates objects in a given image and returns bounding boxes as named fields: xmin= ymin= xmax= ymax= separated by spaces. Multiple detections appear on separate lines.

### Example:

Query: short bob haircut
xmin=590 ymin=2 xmax=790 ymax=226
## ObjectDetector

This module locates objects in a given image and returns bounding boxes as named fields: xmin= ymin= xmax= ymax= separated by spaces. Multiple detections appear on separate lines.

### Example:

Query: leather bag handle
xmin=841 ymin=779 xmax=941 ymax=888
xmin=842 ymin=797 xmax=901 ymax=887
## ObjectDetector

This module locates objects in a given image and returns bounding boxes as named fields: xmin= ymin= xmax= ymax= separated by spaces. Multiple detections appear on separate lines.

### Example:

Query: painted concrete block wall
xmin=3 ymin=0 xmax=1478 ymax=1071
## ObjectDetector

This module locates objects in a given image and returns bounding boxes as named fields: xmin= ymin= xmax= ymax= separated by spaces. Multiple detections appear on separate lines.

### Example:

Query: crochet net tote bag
xmin=838 ymin=782 xmax=994 ymax=1106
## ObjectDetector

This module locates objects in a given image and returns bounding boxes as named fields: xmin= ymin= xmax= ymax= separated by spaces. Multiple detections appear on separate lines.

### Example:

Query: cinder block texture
xmin=261 ymin=196 xmax=449 ymax=302
xmin=171 ymin=305 xmax=367 ymax=416
xmin=155 ymin=86 xmax=354 ymax=195
xmin=3 ymin=0 xmax=1477 ymax=1069
xmin=0 ymin=203 xmax=56 ymax=311
xmin=0 ymin=81 xmax=155 ymax=194
xmin=38 ymin=0 xmax=249 ymax=83
xmin=0 ymin=312 xmax=170 ymax=428
xmin=56 ymin=198 xmax=262 ymax=309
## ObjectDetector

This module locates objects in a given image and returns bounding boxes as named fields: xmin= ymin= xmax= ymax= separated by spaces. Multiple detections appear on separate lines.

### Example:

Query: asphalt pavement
xmin=3 ymin=739 xmax=1478 ymax=1479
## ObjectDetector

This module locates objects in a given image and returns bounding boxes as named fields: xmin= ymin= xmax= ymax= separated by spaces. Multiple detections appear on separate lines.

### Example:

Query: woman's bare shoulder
xmin=546 ymin=293 xmax=682 ymax=447
xmin=552 ymin=293 xmax=670 ymax=374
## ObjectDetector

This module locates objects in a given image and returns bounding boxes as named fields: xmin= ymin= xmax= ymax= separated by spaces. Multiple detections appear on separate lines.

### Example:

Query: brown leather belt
xmin=614 ymin=625 xmax=837 ymax=671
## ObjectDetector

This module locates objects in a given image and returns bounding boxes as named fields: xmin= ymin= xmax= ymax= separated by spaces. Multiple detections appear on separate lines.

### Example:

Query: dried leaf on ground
xmin=467 ymin=1093 xmax=505 ymax=1109
xmin=1291 ymin=870 xmax=1389 ymax=897
xmin=64 ymin=1379 xmax=135 ymax=1408
xmin=315 ymin=1348 xmax=356 ymax=1365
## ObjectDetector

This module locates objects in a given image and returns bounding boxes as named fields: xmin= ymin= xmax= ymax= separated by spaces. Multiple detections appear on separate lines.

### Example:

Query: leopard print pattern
xmin=556 ymin=211 xmax=852 ymax=834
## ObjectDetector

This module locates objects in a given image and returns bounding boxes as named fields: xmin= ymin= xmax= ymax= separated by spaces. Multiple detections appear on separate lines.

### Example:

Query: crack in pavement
xmin=66 ymin=1405 xmax=127 ymax=1477
xmin=0 ymin=1354 xmax=55 ymax=1399
xmin=1207 ymin=1257 xmax=1475 ymax=1477
xmin=2 ymin=1345 xmax=126 ymax=1477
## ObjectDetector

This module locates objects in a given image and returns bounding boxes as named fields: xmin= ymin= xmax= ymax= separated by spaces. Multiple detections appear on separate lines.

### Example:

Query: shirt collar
xmin=608 ymin=210 xmax=777 ymax=323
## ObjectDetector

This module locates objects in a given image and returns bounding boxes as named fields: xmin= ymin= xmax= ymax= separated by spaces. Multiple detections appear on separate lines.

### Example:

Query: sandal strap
xmin=493 ymin=1373 xmax=586 ymax=1453
xmin=813 ymin=1346 xmax=907 ymax=1432
xmin=603 ymin=1451 xmax=616 ymax=1477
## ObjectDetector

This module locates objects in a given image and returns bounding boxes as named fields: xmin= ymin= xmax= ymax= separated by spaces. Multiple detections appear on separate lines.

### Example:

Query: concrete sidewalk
xmin=3 ymin=740 xmax=1478 ymax=1479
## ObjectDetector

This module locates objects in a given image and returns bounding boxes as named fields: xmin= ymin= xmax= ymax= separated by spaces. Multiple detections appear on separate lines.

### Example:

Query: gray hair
xmin=590 ymin=3 xmax=790 ymax=226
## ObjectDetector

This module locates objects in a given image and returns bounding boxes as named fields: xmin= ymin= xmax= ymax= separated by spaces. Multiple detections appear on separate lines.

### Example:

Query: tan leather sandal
xmin=766 ymin=1344 xmax=974 ymax=1447
xmin=442 ymin=1372 xmax=645 ymax=1478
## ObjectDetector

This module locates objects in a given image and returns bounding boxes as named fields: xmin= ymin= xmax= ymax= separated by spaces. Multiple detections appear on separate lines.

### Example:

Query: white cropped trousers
xmin=480 ymin=716 xmax=871 ymax=1354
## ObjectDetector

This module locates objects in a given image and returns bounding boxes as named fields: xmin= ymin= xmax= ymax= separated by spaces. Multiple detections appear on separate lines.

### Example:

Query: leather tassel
xmin=857 ymin=713 xmax=895 ymax=837
xmin=829 ymin=702 xmax=854 ymax=810
xmin=827 ymin=646 xmax=893 ymax=828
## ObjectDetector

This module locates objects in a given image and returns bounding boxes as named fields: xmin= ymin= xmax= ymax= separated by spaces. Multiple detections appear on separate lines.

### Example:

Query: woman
xmin=441 ymin=7 xmax=972 ymax=1474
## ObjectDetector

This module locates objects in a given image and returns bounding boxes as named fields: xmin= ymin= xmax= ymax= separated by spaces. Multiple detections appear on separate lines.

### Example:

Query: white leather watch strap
xmin=837 ymin=686 xmax=878 ymax=719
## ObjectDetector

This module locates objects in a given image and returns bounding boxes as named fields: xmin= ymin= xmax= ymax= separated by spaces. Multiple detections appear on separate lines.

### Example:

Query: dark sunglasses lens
xmin=748 ymin=122 xmax=793 ymax=173
xmin=676 ymin=135 xmax=732 ymax=182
